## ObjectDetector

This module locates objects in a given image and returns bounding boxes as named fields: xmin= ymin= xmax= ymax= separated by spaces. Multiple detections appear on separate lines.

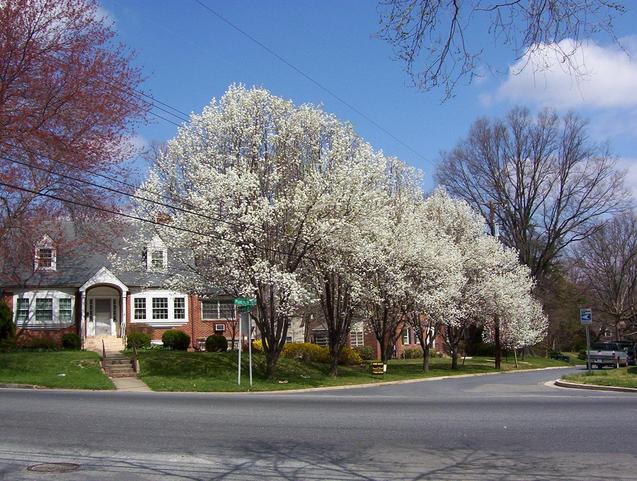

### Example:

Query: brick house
xmin=0 ymin=222 xmax=239 ymax=351
xmin=1 ymin=221 xmax=445 ymax=357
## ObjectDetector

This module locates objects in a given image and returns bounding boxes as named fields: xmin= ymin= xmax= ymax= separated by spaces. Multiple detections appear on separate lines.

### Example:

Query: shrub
xmin=283 ymin=342 xmax=329 ymax=363
xmin=22 ymin=337 xmax=58 ymax=350
xmin=205 ymin=335 xmax=228 ymax=352
xmin=162 ymin=330 xmax=190 ymax=350
xmin=354 ymin=345 xmax=375 ymax=361
xmin=0 ymin=300 xmax=14 ymax=341
xmin=339 ymin=346 xmax=363 ymax=365
xmin=127 ymin=332 xmax=151 ymax=350
xmin=251 ymin=339 xmax=263 ymax=352
xmin=61 ymin=333 xmax=81 ymax=350
xmin=403 ymin=347 xmax=423 ymax=359
xmin=578 ymin=350 xmax=587 ymax=360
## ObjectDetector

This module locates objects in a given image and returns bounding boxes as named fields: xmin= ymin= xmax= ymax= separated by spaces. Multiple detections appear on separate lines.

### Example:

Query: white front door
xmin=94 ymin=298 xmax=112 ymax=335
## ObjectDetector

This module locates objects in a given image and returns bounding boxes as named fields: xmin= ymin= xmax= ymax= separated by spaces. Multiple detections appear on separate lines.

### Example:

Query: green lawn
xmin=133 ymin=351 xmax=572 ymax=392
xmin=562 ymin=367 xmax=637 ymax=389
xmin=0 ymin=351 xmax=114 ymax=390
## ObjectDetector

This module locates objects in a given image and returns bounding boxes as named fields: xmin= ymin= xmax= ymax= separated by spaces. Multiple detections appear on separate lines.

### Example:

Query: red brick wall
xmin=15 ymin=325 xmax=77 ymax=347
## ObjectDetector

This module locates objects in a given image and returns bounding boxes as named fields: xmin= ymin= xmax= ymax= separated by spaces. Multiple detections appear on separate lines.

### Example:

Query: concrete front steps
xmin=84 ymin=335 xmax=124 ymax=355
xmin=103 ymin=354 xmax=137 ymax=378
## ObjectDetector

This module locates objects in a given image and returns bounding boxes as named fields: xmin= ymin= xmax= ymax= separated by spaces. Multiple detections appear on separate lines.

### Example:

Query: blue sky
xmin=101 ymin=1 xmax=637 ymax=191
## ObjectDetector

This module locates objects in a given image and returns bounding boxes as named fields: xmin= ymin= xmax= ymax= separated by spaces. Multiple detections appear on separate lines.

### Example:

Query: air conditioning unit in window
xmin=214 ymin=323 xmax=225 ymax=332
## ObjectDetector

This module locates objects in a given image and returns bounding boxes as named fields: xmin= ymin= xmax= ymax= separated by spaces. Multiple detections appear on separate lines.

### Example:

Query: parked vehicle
xmin=587 ymin=342 xmax=628 ymax=369
xmin=617 ymin=341 xmax=637 ymax=366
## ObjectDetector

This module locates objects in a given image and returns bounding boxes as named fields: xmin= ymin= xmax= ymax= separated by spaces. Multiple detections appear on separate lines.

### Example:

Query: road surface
xmin=0 ymin=367 xmax=635 ymax=480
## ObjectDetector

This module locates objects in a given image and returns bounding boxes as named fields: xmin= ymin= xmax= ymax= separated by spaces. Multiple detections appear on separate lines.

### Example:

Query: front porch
xmin=79 ymin=267 xmax=128 ymax=353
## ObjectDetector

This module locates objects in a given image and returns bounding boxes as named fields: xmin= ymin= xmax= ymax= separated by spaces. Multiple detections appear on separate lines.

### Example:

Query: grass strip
xmin=133 ymin=351 xmax=572 ymax=392
xmin=0 ymin=351 xmax=114 ymax=390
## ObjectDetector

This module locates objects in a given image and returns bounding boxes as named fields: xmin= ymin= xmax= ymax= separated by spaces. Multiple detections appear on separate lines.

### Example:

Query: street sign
xmin=580 ymin=308 xmax=592 ymax=325
xmin=234 ymin=297 xmax=256 ymax=308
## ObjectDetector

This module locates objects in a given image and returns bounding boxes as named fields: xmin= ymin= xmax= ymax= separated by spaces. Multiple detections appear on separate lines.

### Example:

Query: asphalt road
xmin=0 ymin=367 xmax=635 ymax=481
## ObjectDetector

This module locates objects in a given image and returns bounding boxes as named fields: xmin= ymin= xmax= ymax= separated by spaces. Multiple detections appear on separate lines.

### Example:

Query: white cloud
xmin=493 ymin=37 xmax=637 ymax=109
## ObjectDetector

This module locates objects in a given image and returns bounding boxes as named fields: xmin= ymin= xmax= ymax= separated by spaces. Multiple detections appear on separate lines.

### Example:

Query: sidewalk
xmin=110 ymin=377 xmax=152 ymax=392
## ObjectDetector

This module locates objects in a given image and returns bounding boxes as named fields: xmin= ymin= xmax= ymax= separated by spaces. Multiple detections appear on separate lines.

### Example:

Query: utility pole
xmin=487 ymin=200 xmax=502 ymax=370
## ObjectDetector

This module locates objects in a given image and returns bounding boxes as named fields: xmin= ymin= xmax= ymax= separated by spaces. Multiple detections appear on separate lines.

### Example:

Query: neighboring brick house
xmin=0 ymin=222 xmax=238 ymax=350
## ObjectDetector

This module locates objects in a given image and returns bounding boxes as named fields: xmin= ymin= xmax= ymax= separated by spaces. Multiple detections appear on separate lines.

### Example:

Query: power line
xmin=0 ymin=177 xmax=322 ymax=262
xmin=192 ymin=0 xmax=429 ymax=164
xmin=0 ymin=140 xmax=304 ymax=242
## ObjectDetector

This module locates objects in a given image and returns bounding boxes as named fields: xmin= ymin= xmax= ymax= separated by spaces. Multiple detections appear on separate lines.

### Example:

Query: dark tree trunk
xmin=494 ymin=317 xmax=502 ymax=370
xmin=451 ymin=351 xmax=459 ymax=370
xmin=423 ymin=347 xmax=430 ymax=372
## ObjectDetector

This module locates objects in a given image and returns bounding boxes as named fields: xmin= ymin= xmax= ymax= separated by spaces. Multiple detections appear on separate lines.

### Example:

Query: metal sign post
xmin=248 ymin=314 xmax=253 ymax=387
xmin=234 ymin=298 xmax=257 ymax=387
xmin=237 ymin=311 xmax=242 ymax=385
xmin=580 ymin=308 xmax=593 ymax=372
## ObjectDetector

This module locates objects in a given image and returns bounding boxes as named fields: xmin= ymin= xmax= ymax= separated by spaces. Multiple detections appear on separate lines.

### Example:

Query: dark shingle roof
xmin=1 ymin=220 xmax=190 ymax=289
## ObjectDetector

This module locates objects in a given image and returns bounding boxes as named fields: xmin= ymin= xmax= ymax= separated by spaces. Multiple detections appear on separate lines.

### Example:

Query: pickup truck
xmin=587 ymin=342 xmax=629 ymax=369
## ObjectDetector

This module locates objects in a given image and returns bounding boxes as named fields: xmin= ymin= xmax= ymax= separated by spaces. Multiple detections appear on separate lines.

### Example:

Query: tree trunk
xmin=264 ymin=347 xmax=280 ymax=379
xmin=422 ymin=347 xmax=430 ymax=372
xmin=328 ymin=341 xmax=341 ymax=377
xmin=494 ymin=317 xmax=501 ymax=370
xmin=451 ymin=351 xmax=459 ymax=370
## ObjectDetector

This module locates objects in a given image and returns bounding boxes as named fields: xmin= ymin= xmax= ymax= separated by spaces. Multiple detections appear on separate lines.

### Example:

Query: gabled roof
xmin=0 ymin=220 xmax=191 ymax=290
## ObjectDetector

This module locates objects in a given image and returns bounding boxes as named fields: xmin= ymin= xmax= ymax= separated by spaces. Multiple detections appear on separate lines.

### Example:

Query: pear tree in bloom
xmin=302 ymin=150 xmax=389 ymax=376
xmin=418 ymin=190 xmax=498 ymax=370
xmin=125 ymin=85 xmax=384 ymax=378
xmin=404 ymin=191 xmax=465 ymax=372
xmin=480 ymin=265 xmax=548 ymax=367
xmin=361 ymin=159 xmax=430 ymax=366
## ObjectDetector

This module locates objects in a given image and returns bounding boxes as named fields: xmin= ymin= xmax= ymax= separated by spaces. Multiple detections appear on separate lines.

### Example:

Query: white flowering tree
xmin=422 ymin=190 xmax=548 ymax=369
xmin=405 ymin=192 xmax=465 ymax=371
xmin=480 ymin=265 xmax=548 ymax=367
xmin=302 ymin=151 xmax=388 ymax=376
xmin=360 ymin=159 xmax=429 ymax=366
xmin=125 ymin=85 xmax=384 ymax=378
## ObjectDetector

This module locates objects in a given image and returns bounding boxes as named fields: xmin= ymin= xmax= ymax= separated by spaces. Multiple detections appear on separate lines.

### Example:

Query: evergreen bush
xmin=162 ymin=330 xmax=190 ymax=350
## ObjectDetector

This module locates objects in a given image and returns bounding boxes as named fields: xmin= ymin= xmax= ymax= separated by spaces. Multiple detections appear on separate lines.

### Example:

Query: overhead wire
xmin=0 ymin=175 xmax=323 ymax=262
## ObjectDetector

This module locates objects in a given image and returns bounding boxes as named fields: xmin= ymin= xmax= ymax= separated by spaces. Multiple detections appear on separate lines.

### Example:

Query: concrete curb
xmin=255 ymin=366 xmax=574 ymax=394
xmin=0 ymin=383 xmax=42 ymax=389
xmin=554 ymin=379 xmax=637 ymax=393
xmin=0 ymin=365 xmax=575 ymax=395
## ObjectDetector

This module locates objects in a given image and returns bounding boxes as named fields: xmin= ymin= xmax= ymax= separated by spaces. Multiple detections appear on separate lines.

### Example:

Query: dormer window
xmin=146 ymin=236 xmax=167 ymax=272
xmin=151 ymin=250 xmax=166 ymax=270
xmin=35 ymin=235 xmax=56 ymax=271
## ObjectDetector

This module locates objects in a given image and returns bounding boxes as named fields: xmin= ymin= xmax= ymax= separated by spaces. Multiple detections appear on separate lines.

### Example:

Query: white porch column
xmin=121 ymin=292 xmax=127 ymax=339
xmin=80 ymin=290 xmax=86 ymax=347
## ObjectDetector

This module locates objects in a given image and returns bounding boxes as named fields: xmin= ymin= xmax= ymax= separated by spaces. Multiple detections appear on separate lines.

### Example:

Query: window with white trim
xmin=174 ymin=297 xmax=185 ymax=320
xmin=38 ymin=248 xmax=53 ymax=268
xmin=134 ymin=298 xmax=146 ymax=320
xmin=15 ymin=299 xmax=29 ymax=322
xmin=34 ymin=235 xmax=56 ymax=271
xmin=58 ymin=298 xmax=72 ymax=322
xmin=151 ymin=250 xmax=165 ymax=270
xmin=402 ymin=328 xmax=410 ymax=345
xmin=152 ymin=297 xmax=169 ymax=320
xmin=350 ymin=329 xmax=364 ymax=347
xmin=35 ymin=299 xmax=53 ymax=322
xmin=201 ymin=300 xmax=235 ymax=320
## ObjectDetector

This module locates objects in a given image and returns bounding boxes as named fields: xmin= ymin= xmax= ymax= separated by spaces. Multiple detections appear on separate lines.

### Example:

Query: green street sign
xmin=234 ymin=297 xmax=256 ymax=308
